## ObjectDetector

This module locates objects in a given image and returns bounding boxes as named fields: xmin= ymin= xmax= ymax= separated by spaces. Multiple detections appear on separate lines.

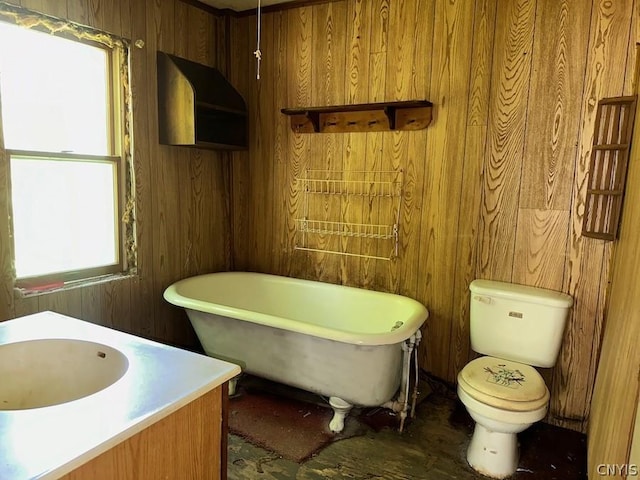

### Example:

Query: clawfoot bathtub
xmin=164 ymin=272 xmax=428 ymax=432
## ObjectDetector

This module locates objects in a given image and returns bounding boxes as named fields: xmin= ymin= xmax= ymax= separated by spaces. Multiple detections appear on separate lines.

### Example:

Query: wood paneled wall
xmin=588 ymin=83 xmax=640 ymax=477
xmin=0 ymin=0 xmax=232 ymax=349
xmin=1 ymin=0 xmax=637 ymax=437
xmin=229 ymin=0 xmax=639 ymax=432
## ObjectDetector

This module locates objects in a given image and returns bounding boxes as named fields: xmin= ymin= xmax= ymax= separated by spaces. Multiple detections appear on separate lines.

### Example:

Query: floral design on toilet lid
xmin=459 ymin=356 xmax=548 ymax=405
xmin=483 ymin=364 xmax=525 ymax=388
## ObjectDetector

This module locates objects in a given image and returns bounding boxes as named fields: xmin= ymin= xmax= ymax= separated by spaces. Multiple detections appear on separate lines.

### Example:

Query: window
xmin=0 ymin=9 xmax=133 ymax=289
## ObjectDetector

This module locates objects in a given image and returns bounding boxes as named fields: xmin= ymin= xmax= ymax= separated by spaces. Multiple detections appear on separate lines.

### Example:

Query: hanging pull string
xmin=253 ymin=0 xmax=262 ymax=79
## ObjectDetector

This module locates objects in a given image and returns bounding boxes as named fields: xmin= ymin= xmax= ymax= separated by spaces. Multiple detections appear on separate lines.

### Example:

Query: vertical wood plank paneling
xmin=149 ymin=0 xmax=182 ymax=343
xmin=183 ymin=2 xmax=227 ymax=286
xmin=117 ymin=0 xmax=130 ymax=39
xmin=38 ymin=289 xmax=82 ymax=318
xmin=510 ymin=0 xmax=593 ymax=384
xmin=308 ymin=1 xmax=347 ymax=283
xmin=512 ymin=209 xmax=569 ymax=290
xmin=272 ymin=11 xmax=289 ymax=276
xmin=467 ymin=0 xmax=496 ymax=127
xmin=13 ymin=296 xmax=39 ymax=318
xmin=187 ymin=4 xmax=214 ymax=65
xmin=16 ymin=0 xmax=41 ymax=11
xmin=623 ymin=0 xmax=640 ymax=96
xmin=477 ymin=0 xmax=536 ymax=281
xmin=99 ymin=280 xmax=125 ymax=329
xmin=188 ymin=11 xmax=224 ymax=296
xmin=363 ymin=0 xmax=389 ymax=291
xmin=81 ymin=285 xmax=104 ymax=326
xmin=66 ymin=0 xmax=91 ymax=26
xmin=99 ymin=0 xmax=132 ymax=335
xmin=418 ymin=0 xmax=474 ymax=380
xmin=92 ymin=0 xmax=119 ymax=34
xmin=255 ymin=13 xmax=276 ymax=274
xmin=173 ymin=1 xmax=193 ymax=282
xmin=449 ymin=0 xmax=497 ymax=381
xmin=519 ymin=0 xmax=591 ymax=211
xmin=383 ymin=0 xmax=422 ymax=296
xmin=214 ymin=15 xmax=227 ymax=75
xmin=341 ymin=0 xmax=370 ymax=284
xmin=553 ymin=0 xmax=634 ymax=428
xmin=22 ymin=0 xmax=67 ymax=18
xmin=448 ymin=126 xmax=487 ymax=377
xmin=243 ymin=16 xmax=261 ymax=273
xmin=127 ymin=0 xmax=154 ymax=339
xmin=228 ymin=16 xmax=252 ymax=273
xmin=286 ymin=7 xmax=313 ymax=279
xmin=345 ymin=0 xmax=370 ymax=105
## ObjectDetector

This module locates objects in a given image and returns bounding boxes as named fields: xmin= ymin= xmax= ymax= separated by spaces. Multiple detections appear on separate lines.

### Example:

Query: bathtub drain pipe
xmin=399 ymin=332 xmax=417 ymax=433
xmin=381 ymin=331 xmax=421 ymax=433
xmin=410 ymin=329 xmax=422 ymax=418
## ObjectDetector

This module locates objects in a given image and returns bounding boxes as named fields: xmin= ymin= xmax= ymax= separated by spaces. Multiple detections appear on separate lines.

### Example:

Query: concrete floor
xmin=226 ymin=379 xmax=587 ymax=480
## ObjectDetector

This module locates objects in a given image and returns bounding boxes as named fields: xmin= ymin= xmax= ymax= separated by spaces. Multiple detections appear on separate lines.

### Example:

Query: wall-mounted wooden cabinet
xmin=157 ymin=52 xmax=248 ymax=150
xmin=281 ymin=100 xmax=433 ymax=134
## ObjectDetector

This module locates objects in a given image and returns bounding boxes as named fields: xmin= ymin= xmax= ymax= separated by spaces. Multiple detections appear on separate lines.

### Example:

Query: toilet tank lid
xmin=470 ymin=279 xmax=573 ymax=308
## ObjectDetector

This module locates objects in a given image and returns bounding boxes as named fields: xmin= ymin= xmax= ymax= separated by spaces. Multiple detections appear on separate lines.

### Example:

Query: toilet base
xmin=467 ymin=423 xmax=518 ymax=479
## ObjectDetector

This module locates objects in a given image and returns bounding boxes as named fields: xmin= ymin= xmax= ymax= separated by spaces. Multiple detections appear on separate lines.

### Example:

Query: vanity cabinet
xmin=60 ymin=385 xmax=229 ymax=480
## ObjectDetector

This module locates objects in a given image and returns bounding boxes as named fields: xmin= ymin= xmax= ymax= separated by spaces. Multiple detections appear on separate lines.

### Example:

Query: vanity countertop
xmin=0 ymin=311 xmax=241 ymax=480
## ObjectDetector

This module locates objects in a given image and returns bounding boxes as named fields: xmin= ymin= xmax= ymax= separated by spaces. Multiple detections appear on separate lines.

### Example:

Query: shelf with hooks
xmin=294 ymin=170 xmax=403 ymax=261
xmin=282 ymin=100 xmax=432 ymax=133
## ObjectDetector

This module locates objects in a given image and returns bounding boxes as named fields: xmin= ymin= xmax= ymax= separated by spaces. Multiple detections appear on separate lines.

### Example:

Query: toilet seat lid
xmin=458 ymin=357 xmax=549 ymax=411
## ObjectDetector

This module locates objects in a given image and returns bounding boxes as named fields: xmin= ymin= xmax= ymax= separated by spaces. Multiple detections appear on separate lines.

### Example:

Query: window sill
xmin=14 ymin=271 xmax=136 ymax=298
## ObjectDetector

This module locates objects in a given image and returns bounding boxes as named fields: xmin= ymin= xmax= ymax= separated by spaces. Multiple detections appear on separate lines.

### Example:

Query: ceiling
xmin=198 ymin=0 xmax=297 ymax=12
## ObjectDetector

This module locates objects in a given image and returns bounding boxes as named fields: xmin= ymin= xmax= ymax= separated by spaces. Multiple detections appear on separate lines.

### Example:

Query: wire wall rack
xmin=294 ymin=170 xmax=403 ymax=261
xmin=296 ymin=171 xmax=403 ymax=197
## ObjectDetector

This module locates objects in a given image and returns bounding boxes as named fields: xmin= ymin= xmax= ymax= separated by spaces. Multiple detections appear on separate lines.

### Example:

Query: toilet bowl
xmin=458 ymin=279 xmax=573 ymax=479
xmin=457 ymin=356 xmax=549 ymax=479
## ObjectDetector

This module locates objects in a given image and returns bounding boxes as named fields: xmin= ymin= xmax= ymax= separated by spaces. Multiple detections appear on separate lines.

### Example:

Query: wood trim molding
xmin=180 ymin=0 xmax=344 ymax=17
xmin=237 ymin=0 xmax=344 ymax=17
xmin=179 ymin=0 xmax=231 ymax=16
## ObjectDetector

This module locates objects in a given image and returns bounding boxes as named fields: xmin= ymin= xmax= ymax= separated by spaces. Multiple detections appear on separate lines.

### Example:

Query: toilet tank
xmin=469 ymin=280 xmax=573 ymax=367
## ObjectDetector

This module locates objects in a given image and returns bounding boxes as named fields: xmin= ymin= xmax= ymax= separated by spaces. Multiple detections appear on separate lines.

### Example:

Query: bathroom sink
xmin=0 ymin=338 xmax=129 ymax=410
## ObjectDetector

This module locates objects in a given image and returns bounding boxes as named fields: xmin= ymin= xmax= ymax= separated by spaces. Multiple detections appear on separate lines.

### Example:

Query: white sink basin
xmin=0 ymin=338 xmax=129 ymax=410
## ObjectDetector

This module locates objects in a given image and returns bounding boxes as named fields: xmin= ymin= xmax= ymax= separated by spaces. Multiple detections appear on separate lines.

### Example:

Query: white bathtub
xmin=164 ymin=272 xmax=428 ymax=431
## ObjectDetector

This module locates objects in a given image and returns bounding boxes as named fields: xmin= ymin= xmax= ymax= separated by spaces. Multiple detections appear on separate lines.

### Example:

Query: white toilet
xmin=457 ymin=279 xmax=573 ymax=479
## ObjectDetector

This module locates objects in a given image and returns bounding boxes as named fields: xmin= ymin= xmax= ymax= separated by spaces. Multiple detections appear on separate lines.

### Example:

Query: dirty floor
xmin=226 ymin=379 xmax=587 ymax=480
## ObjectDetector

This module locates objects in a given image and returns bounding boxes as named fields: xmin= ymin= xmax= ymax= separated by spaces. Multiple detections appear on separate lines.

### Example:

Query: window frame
xmin=8 ymin=150 xmax=124 ymax=286
xmin=0 ymin=2 xmax=135 ymax=291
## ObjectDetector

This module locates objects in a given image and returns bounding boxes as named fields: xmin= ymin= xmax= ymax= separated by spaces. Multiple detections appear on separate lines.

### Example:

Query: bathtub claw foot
xmin=329 ymin=397 xmax=352 ymax=433
xmin=228 ymin=377 xmax=239 ymax=396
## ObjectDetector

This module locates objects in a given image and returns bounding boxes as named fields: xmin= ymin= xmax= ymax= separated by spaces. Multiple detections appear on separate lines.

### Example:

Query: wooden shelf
xmin=157 ymin=51 xmax=248 ymax=150
xmin=281 ymin=100 xmax=433 ymax=133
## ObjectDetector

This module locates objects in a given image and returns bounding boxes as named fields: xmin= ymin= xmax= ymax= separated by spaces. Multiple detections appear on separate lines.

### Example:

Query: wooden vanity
xmin=60 ymin=385 xmax=229 ymax=480
xmin=0 ymin=312 xmax=240 ymax=480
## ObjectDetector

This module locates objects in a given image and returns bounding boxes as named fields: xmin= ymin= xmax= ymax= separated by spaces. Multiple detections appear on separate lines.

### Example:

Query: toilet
xmin=457 ymin=279 xmax=573 ymax=479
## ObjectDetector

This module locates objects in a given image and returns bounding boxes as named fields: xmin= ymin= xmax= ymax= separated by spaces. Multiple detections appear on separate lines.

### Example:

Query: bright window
xmin=10 ymin=154 xmax=118 ymax=278
xmin=0 ymin=18 xmax=130 ymax=287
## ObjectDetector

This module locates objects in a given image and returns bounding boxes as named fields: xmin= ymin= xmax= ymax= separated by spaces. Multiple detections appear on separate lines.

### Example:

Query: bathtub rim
xmin=164 ymin=272 xmax=428 ymax=346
